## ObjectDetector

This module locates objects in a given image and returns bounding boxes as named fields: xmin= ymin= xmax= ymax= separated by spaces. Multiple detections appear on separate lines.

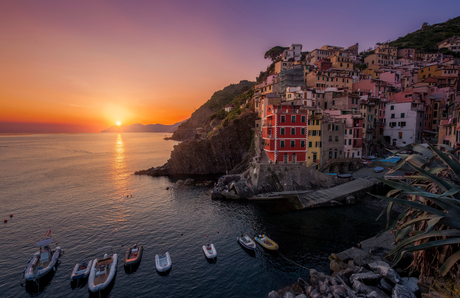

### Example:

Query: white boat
xmin=70 ymin=260 xmax=92 ymax=280
xmin=237 ymin=236 xmax=256 ymax=250
xmin=155 ymin=252 xmax=172 ymax=272
xmin=88 ymin=247 xmax=117 ymax=293
xmin=25 ymin=238 xmax=61 ymax=281
xmin=202 ymin=243 xmax=217 ymax=259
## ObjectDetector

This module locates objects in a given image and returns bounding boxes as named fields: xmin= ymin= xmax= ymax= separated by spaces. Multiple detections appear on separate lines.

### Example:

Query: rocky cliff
xmin=170 ymin=80 xmax=255 ymax=141
xmin=135 ymin=112 xmax=258 ymax=176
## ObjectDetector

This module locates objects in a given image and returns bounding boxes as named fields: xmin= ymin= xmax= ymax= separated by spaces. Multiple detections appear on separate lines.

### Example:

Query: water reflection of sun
xmin=110 ymin=134 xmax=130 ymax=224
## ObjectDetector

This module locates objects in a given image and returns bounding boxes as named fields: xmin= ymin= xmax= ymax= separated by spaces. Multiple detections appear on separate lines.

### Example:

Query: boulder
xmin=368 ymin=262 xmax=400 ymax=285
xmin=176 ymin=179 xmax=184 ymax=186
xmin=268 ymin=290 xmax=281 ymax=298
xmin=378 ymin=278 xmax=394 ymax=295
xmin=184 ymin=178 xmax=195 ymax=186
xmin=352 ymin=280 xmax=373 ymax=294
xmin=368 ymin=286 xmax=391 ymax=298
xmin=283 ymin=292 xmax=295 ymax=298
xmin=310 ymin=269 xmax=328 ymax=287
xmin=295 ymin=295 xmax=307 ymax=298
xmin=392 ymin=284 xmax=416 ymax=298
xmin=400 ymin=277 xmax=419 ymax=296
xmin=346 ymin=195 xmax=356 ymax=204
xmin=330 ymin=260 xmax=343 ymax=273
xmin=350 ymin=272 xmax=382 ymax=286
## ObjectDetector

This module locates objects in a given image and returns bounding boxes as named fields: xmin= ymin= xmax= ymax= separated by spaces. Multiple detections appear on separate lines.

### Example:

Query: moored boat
xmin=123 ymin=244 xmax=143 ymax=267
xmin=88 ymin=247 xmax=117 ymax=293
xmin=70 ymin=259 xmax=92 ymax=280
xmin=374 ymin=166 xmax=384 ymax=173
xmin=155 ymin=252 xmax=172 ymax=272
xmin=202 ymin=243 xmax=217 ymax=259
xmin=254 ymin=234 xmax=279 ymax=251
xmin=25 ymin=238 xmax=61 ymax=281
xmin=237 ymin=235 xmax=256 ymax=250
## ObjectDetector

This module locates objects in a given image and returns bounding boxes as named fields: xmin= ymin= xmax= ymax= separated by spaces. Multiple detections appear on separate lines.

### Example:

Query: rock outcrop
xmin=135 ymin=112 xmax=258 ymax=176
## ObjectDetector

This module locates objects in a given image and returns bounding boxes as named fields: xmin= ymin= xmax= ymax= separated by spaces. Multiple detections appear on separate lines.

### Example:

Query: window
xmin=399 ymin=132 xmax=403 ymax=139
xmin=301 ymin=140 xmax=305 ymax=147
xmin=312 ymin=130 xmax=317 ymax=136
xmin=329 ymin=136 xmax=332 ymax=142
xmin=401 ymin=113 xmax=405 ymax=118
xmin=344 ymin=140 xmax=347 ymax=145
xmin=391 ymin=114 xmax=395 ymax=118
xmin=308 ymin=120 xmax=311 ymax=125
xmin=390 ymin=105 xmax=394 ymax=110
xmin=301 ymin=115 xmax=306 ymax=123
xmin=336 ymin=125 xmax=339 ymax=131
xmin=332 ymin=100 xmax=335 ymax=105
xmin=335 ymin=136 xmax=339 ymax=142
xmin=349 ymin=129 xmax=352 ymax=134
xmin=291 ymin=128 xmax=295 ymax=135
xmin=316 ymin=120 xmax=319 ymax=125
xmin=349 ymin=139 xmax=352 ymax=145
xmin=301 ymin=128 xmax=305 ymax=135
xmin=280 ymin=140 xmax=285 ymax=147
xmin=281 ymin=128 xmax=285 ymax=135
xmin=291 ymin=115 xmax=296 ymax=123
xmin=281 ymin=115 xmax=285 ymax=123
xmin=319 ymin=130 xmax=321 ymax=136
xmin=291 ymin=140 xmax=295 ymax=147
xmin=308 ymin=141 xmax=312 ymax=148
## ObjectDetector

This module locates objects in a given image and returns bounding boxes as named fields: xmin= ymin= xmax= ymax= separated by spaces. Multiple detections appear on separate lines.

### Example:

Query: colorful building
xmin=261 ymin=103 xmax=308 ymax=164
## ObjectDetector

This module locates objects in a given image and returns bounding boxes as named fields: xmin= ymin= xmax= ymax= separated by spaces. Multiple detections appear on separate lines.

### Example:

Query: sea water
xmin=0 ymin=133 xmax=387 ymax=297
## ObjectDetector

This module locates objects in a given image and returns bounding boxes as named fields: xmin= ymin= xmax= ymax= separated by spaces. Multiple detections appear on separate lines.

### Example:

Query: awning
xmin=37 ymin=238 xmax=52 ymax=247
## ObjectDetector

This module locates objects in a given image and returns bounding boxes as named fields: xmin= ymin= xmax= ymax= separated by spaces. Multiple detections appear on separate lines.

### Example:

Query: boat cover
xmin=37 ymin=238 xmax=52 ymax=247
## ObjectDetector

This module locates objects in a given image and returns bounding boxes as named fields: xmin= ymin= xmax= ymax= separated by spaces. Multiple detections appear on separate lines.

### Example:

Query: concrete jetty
xmin=249 ymin=176 xmax=379 ymax=210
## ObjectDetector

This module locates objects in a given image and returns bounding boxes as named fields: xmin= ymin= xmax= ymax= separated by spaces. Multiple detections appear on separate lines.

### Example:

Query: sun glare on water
xmin=116 ymin=121 xmax=121 ymax=126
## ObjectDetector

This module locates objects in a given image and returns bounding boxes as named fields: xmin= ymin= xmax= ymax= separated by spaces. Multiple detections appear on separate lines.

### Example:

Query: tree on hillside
xmin=421 ymin=22 xmax=430 ymax=29
xmin=264 ymin=46 xmax=288 ymax=62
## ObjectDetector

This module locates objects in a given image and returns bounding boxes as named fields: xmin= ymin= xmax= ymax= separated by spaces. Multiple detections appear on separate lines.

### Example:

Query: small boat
xmin=237 ymin=235 xmax=256 ymax=250
xmin=155 ymin=252 xmax=172 ymax=272
xmin=124 ymin=244 xmax=143 ymax=267
xmin=70 ymin=259 xmax=92 ymax=280
xmin=25 ymin=238 xmax=61 ymax=281
xmin=374 ymin=166 xmax=384 ymax=173
xmin=202 ymin=243 xmax=217 ymax=259
xmin=254 ymin=234 xmax=279 ymax=251
xmin=88 ymin=247 xmax=117 ymax=293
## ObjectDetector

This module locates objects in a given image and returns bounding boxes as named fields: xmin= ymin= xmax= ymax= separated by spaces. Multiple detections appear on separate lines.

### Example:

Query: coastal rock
xmin=268 ymin=290 xmax=281 ymax=298
xmin=352 ymin=280 xmax=373 ymax=294
xmin=295 ymin=295 xmax=307 ymax=298
xmin=346 ymin=195 xmax=356 ymax=204
xmin=368 ymin=261 xmax=400 ymax=285
xmin=350 ymin=272 xmax=381 ymax=286
xmin=400 ymin=277 xmax=419 ymax=296
xmin=367 ymin=286 xmax=391 ymax=298
xmin=310 ymin=269 xmax=328 ymax=287
xmin=176 ymin=180 xmax=184 ymax=186
xmin=392 ymin=284 xmax=416 ymax=298
xmin=184 ymin=178 xmax=195 ymax=186
xmin=282 ymin=292 xmax=295 ymax=298
xmin=378 ymin=278 xmax=394 ymax=294
xmin=135 ymin=112 xmax=258 ymax=176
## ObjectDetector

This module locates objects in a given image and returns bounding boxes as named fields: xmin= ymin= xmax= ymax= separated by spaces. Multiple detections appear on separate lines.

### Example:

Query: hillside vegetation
xmin=390 ymin=16 xmax=460 ymax=53
xmin=170 ymin=80 xmax=255 ymax=140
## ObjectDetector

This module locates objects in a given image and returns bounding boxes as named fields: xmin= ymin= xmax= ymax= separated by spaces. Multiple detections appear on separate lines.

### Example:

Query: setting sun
xmin=116 ymin=121 xmax=121 ymax=126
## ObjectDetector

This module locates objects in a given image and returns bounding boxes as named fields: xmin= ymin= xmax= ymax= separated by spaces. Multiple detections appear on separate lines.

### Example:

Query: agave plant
xmin=372 ymin=142 xmax=460 ymax=283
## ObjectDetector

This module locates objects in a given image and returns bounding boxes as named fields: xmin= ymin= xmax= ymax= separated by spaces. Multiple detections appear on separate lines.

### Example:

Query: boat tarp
xmin=37 ymin=238 xmax=52 ymax=247
xmin=379 ymin=156 xmax=401 ymax=163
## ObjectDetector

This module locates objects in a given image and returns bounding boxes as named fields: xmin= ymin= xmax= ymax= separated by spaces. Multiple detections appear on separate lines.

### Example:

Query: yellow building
xmin=418 ymin=64 xmax=459 ymax=80
xmin=306 ymin=71 xmax=353 ymax=89
xmin=362 ymin=65 xmax=380 ymax=79
xmin=306 ymin=110 xmax=322 ymax=169
xmin=329 ymin=51 xmax=354 ymax=70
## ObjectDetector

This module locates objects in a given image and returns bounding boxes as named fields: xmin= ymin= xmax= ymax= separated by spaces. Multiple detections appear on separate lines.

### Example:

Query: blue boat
xmin=374 ymin=167 xmax=384 ymax=173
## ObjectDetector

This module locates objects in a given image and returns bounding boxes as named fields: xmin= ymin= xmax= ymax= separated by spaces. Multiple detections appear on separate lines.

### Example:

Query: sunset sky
xmin=1 ymin=0 xmax=459 ymax=133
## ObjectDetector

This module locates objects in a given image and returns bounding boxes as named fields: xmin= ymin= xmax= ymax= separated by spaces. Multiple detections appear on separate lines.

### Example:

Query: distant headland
xmin=101 ymin=120 xmax=187 ymax=133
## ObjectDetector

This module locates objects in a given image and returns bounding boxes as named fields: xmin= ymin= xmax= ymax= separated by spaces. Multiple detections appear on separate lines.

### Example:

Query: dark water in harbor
xmin=0 ymin=133 xmax=387 ymax=297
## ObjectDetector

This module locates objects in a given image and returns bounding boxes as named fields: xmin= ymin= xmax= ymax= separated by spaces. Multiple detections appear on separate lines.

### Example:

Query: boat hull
xmin=124 ymin=245 xmax=143 ymax=267
xmin=88 ymin=254 xmax=118 ymax=293
xmin=155 ymin=252 xmax=172 ymax=272
xmin=24 ymin=247 xmax=61 ymax=281
xmin=202 ymin=244 xmax=217 ymax=259
xmin=237 ymin=236 xmax=256 ymax=250
xmin=254 ymin=235 xmax=279 ymax=251
xmin=70 ymin=260 xmax=93 ymax=280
